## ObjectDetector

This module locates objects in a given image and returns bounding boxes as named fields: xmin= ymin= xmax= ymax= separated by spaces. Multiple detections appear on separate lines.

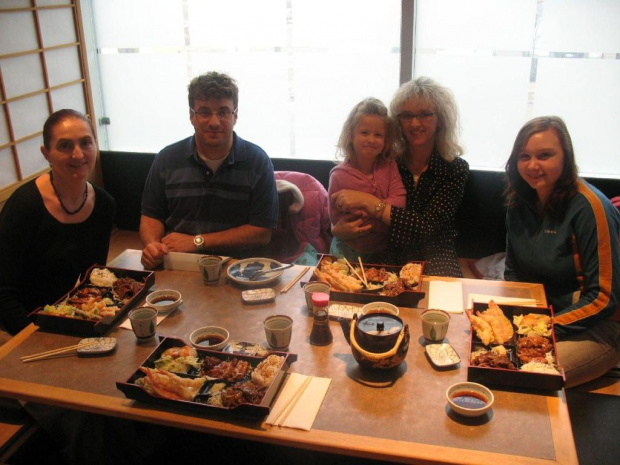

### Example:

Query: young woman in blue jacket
xmin=504 ymin=116 xmax=620 ymax=388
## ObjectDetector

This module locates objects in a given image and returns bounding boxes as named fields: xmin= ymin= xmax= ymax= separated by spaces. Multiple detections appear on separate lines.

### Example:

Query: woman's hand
xmin=331 ymin=213 xmax=373 ymax=240
xmin=332 ymin=190 xmax=378 ymax=215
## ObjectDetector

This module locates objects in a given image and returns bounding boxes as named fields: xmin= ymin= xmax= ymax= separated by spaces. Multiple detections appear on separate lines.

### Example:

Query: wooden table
xmin=0 ymin=251 xmax=577 ymax=464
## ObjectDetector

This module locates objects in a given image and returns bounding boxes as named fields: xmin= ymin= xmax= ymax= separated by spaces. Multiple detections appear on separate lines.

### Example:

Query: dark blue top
xmin=141 ymin=132 xmax=278 ymax=254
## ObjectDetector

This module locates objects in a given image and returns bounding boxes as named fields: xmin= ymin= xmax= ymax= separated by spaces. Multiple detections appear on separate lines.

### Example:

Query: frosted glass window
xmin=92 ymin=0 xmax=185 ymax=47
xmin=416 ymin=55 xmax=532 ymax=170
xmin=0 ymin=12 xmax=38 ymax=55
xmin=17 ymin=137 xmax=48 ymax=178
xmin=537 ymin=0 xmax=620 ymax=52
xmin=39 ymin=8 xmax=78 ymax=47
xmin=1 ymin=54 xmax=46 ymax=100
xmin=0 ymin=148 xmax=19 ymax=187
xmin=534 ymin=58 xmax=620 ymax=177
xmin=93 ymin=0 xmax=401 ymax=158
xmin=51 ymin=83 xmax=87 ymax=114
xmin=97 ymin=53 xmax=189 ymax=153
xmin=9 ymin=95 xmax=49 ymax=141
xmin=187 ymin=0 xmax=286 ymax=49
xmin=415 ymin=0 xmax=620 ymax=177
xmin=415 ymin=0 xmax=537 ymax=50
xmin=45 ymin=47 xmax=83 ymax=87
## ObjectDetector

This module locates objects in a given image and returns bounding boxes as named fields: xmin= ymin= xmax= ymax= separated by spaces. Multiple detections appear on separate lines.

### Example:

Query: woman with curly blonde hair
xmin=332 ymin=77 xmax=469 ymax=276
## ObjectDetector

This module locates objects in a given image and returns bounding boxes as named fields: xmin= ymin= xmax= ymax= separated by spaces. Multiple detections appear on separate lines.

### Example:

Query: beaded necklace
xmin=49 ymin=171 xmax=88 ymax=215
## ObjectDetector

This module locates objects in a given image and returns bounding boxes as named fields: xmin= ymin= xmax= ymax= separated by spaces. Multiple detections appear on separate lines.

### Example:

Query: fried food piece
xmin=517 ymin=335 xmax=553 ymax=363
xmin=313 ymin=268 xmax=363 ymax=292
xmin=137 ymin=367 xmax=205 ymax=401
xmin=466 ymin=311 xmax=494 ymax=345
xmin=476 ymin=300 xmax=514 ymax=344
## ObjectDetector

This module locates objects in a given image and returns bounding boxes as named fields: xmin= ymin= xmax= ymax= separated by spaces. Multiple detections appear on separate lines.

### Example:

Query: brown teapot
xmin=339 ymin=312 xmax=409 ymax=370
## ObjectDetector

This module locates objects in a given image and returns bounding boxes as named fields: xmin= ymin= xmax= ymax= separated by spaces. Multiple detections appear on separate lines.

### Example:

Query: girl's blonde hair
xmin=336 ymin=97 xmax=397 ymax=162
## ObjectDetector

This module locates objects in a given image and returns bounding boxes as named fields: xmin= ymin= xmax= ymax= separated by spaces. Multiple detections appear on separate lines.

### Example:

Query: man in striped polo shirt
xmin=140 ymin=72 xmax=278 ymax=269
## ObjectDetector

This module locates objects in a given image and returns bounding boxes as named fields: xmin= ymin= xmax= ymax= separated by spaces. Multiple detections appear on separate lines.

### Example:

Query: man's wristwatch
xmin=193 ymin=234 xmax=205 ymax=251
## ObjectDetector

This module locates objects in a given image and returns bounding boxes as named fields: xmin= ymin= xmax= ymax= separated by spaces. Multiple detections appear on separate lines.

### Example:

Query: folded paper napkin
xmin=428 ymin=281 xmax=464 ymax=313
xmin=163 ymin=252 xmax=229 ymax=272
xmin=467 ymin=293 xmax=539 ymax=307
xmin=266 ymin=373 xmax=331 ymax=431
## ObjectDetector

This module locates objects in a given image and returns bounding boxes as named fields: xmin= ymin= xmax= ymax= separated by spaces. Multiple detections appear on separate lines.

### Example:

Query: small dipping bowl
xmin=189 ymin=326 xmax=230 ymax=351
xmin=145 ymin=289 xmax=182 ymax=314
xmin=361 ymin=301 xmax=399 ymax=316
xmin=446 ymin=382 xmax=494 ymax=417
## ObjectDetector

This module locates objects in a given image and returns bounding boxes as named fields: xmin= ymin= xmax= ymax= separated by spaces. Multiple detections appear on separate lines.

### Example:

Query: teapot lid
xmin=357 ymin=314 xmax=402 ymax=337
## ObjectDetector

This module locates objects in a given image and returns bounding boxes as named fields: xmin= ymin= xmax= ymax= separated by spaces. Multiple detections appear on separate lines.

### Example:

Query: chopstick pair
xmin=21 ymin=341 xmax=96 ymax=363
xmin=342 ymin=257 xmax=368 ymax=287
xmin=272 ymin=375 xmax=312 ymax=426
xmin=280 ymin=266 xmax=310 ymax=294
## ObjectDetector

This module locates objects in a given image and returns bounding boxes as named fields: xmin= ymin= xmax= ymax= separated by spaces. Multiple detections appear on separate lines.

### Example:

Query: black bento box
xmin=467 ymin=302 xmax=565 ymax=390
xmin=30 ymin=264 xmax=154 ymax=337
xmin=116 ymin=337 xmax=297 ymax=417
xmin=308 ymin=255 xmax=425 ymax=308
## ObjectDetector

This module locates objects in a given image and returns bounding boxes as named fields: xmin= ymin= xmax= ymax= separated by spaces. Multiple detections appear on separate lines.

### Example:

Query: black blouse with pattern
xmin=380 ymin=153 xmax=469 ymax=277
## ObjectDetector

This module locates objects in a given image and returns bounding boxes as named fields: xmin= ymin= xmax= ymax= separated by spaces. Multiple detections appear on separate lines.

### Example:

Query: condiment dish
xmin=190 ymin=326 xmax=230 ymax=351
xmin=145 ymin=289 xmax=182 ymax=314
xmin=361 ymin=301 xmax=399 ymax=316
xmin=446 ymin=382 xmax=494 ymax=417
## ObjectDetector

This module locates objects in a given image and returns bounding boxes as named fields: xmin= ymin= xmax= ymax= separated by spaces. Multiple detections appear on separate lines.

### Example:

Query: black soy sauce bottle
xmin=310 ymin=292 xmax=333 ymax=346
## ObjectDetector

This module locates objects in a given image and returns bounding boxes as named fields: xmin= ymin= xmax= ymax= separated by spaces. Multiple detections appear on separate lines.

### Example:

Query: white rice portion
xmin=520 ymin=361 xmax=560 ymax=374
xmin=89 ymin=268 xmax=118 ymax=287
xmin=251 ymin=355 xmax=285 ymax=387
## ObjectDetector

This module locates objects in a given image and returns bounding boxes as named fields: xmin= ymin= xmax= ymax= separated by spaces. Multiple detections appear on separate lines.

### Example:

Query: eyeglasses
xmin=397 ymin=111 xmax=435 ymax=123
xmin=190 ymin=107 xmax=237 ymax=120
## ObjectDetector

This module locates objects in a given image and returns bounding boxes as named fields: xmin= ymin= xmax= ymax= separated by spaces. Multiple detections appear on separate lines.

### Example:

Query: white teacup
xmin=264 ymin=315 xmax=293 ymax=350
xmin=199 ymin=256 xmax=223 ymax=285
xmin=128 ymin=306 xmax=158 ymax=341
xmin=421 ymin=309 xmax=450 ymax=342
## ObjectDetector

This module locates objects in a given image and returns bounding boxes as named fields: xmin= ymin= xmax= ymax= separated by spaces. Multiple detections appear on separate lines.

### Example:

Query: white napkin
xmin=467 ymin=293 xmax=539 ymax=307
xmin=266 ymin=373 xmax=331 ymax=431
xmin=428 ymin=281 xmax=464 ymax=313
xmin=163 ymin=252 xmax=229 ymax=272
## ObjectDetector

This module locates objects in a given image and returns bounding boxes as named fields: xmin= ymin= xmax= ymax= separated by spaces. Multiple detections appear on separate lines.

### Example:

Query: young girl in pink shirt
xmin=329 ymin=98 xmax=406 ymax=262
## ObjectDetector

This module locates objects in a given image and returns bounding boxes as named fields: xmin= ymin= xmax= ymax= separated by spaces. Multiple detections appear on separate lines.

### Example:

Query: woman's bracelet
xmin=374 ymin=201 xmax=387 ymax=219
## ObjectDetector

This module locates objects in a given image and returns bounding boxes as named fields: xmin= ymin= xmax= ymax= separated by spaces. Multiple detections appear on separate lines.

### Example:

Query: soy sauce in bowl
xmin=195 ymin=334 xmax=225 ymax=347
xmin=446 ymin=382 xmax=494 ymax=417
xmin=450 ymin=390 xmax=488 ymax=409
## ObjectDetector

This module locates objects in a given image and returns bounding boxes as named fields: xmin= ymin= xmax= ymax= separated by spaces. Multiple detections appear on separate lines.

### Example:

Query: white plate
xmin=227 ymin=258 xmax=285 ymax=286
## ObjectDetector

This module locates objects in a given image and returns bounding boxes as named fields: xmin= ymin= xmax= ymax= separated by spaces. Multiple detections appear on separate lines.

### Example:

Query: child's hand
xmin=331 ymin=214 xmax=373 ymax=240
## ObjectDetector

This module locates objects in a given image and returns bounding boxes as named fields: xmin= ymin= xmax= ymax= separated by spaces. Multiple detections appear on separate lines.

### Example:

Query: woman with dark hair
xmin=504 ymin=115 xmax=620 ymax=388
xmin=332 ymin=77 xmax=469 ymax=276
xmin=0 ymin=109 xmax=115 ymax=335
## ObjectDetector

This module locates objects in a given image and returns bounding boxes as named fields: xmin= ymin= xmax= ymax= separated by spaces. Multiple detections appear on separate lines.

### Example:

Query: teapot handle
xmin=349 ymin=319 xmax=408 ymax=362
